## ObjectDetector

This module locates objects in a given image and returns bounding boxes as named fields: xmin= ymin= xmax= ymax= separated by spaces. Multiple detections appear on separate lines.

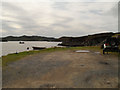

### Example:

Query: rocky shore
xmin=58 ymin=32 xmax=120 ymax=47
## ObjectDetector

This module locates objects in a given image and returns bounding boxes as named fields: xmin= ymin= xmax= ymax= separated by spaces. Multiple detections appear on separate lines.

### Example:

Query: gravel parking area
xmin=2 ymin=50 xmax=118 ymax=88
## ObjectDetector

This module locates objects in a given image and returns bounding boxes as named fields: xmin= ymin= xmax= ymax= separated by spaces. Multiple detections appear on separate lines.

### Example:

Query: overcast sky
xmin=1 ymin=0 xmax=119 ymax=37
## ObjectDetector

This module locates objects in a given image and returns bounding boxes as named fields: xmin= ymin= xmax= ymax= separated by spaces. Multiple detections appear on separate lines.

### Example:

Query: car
xmin=102 ymin=37 xmax=119 ymax=54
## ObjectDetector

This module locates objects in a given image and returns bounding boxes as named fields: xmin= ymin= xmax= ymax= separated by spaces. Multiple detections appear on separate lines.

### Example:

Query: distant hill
xmin=0 ymin=35 xmax=60 ymax=42
xmin=58 ymin=32 xmax=120 ymax=46
xmin=1 ymin=32 xmax=120 ymax=46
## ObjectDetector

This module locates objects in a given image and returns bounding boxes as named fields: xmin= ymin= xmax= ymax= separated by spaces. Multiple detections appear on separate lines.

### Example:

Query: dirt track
xmin=3 ymin=50 xmax=118 ymax=88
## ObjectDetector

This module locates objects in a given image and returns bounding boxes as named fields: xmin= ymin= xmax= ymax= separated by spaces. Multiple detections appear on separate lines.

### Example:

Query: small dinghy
xmin=32 ymin=47 xmax=46 ymax=50
xmin=19 ymin=41 xmax=24 ymax=44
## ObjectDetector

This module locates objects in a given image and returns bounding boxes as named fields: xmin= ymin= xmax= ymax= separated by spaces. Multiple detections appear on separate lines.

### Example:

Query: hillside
xmin=58 ymin=32 xmax=120 ymax=46
xmin=1 ymin=32 xmax=120 ymax=46
xmin=0 ymin=35 xmax=59 ymax=42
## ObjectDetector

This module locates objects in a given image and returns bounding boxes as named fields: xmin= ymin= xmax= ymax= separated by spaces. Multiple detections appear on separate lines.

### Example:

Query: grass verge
xmin=2 ymin=46 xmax=119 ymax=68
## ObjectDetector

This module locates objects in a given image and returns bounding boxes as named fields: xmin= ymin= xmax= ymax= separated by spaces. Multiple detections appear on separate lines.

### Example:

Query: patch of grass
xmin=2 ymin=46 xmax=100 ymax=67
xmin=112 ymin=34 xmax=120 ymax=38
xmin=2 ymin=46 xmax=119 ymax=68
xmin=2 ymin=47 xmax=68 ymax=67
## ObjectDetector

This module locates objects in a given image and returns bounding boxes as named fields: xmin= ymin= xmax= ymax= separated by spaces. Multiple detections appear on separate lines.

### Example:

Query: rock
xmin=58 ymin=32 xmax=120 ymax=46
xmin=107 ymin=81 xmax=111 ymax=84
xmin=80 ymin=65 xmax=84 ymax=66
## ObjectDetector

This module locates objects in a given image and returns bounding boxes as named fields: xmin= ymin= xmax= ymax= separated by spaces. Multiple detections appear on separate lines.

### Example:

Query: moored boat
xmin=32 ymin=46 xmax=46 ymax=50
xmin=19 ymin=41 xmax=25 ymax=44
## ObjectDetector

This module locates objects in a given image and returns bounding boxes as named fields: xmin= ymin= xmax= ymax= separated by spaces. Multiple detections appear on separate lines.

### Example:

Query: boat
xmin=32 ymin=46 xmax=46 ymax=50
xmin=19 ymin=41 xmax=25 ymax=44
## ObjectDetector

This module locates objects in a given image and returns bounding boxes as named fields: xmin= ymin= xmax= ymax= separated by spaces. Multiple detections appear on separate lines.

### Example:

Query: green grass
xmin=112 ymin=34 xmax=120 ymax=38
xmin=2 ymin=49 xmax=55 ymax=67
xmin=2 ymin=47 xmax=64 ymax=67
xmin=2 ymin=46 xmax=119 ymax=68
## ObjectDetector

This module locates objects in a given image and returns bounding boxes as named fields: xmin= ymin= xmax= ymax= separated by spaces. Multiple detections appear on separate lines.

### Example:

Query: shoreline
xmin=2 ymin=46 xmax=119 ymax=68
xmin=1 ymin=41 xmax=62 ymax=57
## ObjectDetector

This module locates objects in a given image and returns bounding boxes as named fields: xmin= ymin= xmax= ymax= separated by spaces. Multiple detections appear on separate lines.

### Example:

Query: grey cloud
xmin=89 ymin=10 xmax=103 ymax=15
xmin=2 ymin=21 xmax=14 ymax=31
xmin=51 ymin=23 xmax=70 ymax=28
xmin=52 ymin=14 xmax=74 ymax=27
xmin=2 ymin=2 xmax=27 ymax=16
xmin=2 ymin=2 xmax=44 ymax=35
xmin=2 ymin=2 xmax=118 ymax=37
xmin=105 ymin=2 xmax=118 ymax=17
xmin=52 ymin=2 xmax=69 ymax=10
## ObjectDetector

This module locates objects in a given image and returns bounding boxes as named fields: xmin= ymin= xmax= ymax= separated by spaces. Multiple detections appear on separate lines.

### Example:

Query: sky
xmin=1 ymin=0 xmax=119 ymax=37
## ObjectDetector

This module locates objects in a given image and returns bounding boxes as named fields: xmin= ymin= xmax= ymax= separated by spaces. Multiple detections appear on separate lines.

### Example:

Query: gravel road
xmin=3 ymin=50 xmax=118 ymax=88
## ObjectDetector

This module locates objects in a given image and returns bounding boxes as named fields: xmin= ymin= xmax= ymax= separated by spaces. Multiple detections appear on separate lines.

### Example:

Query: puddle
xmin=94 ymin=52 xmax=100 ymax=54
xmin=99 ymin=61 xmax=109 ymax=65
xmin=80 ymin=64 xmax=85 ymax=66
xmin=76 ymin=50 xmax=90 ymax=53
xmin=39 ymin=84 xmax=56 ymax=88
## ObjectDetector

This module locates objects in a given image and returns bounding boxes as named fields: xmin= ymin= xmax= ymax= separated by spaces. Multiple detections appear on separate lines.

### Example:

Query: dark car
xmin=102 ymin=37 xmax=119 ymax=54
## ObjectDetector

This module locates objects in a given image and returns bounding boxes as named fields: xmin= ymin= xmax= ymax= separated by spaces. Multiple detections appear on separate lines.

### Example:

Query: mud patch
xmin=94 ymin=52 xmax=100 ymax=54
xmin=73 ymin=69 xmax=118 ymax=88
xmin=3 ymin=60 xmax=71 ymax=87
xmin=99 ymin=61 xmax=109 ymax=65
xmin=39 ymin=84 xmax=56 ymax=88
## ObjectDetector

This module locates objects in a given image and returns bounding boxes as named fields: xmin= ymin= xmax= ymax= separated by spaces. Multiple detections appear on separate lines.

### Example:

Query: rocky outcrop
xmin=58 ymin=32 xmax=120 ymax=46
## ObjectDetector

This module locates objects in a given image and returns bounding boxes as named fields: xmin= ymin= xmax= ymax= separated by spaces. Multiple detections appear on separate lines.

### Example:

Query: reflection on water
xmin=1 ymin=41 xmax=61 ymax=56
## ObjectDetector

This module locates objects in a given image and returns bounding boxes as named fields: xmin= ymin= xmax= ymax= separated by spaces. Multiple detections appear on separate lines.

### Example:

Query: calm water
xmin=1 ymin=41 xmax=61 ymax=56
